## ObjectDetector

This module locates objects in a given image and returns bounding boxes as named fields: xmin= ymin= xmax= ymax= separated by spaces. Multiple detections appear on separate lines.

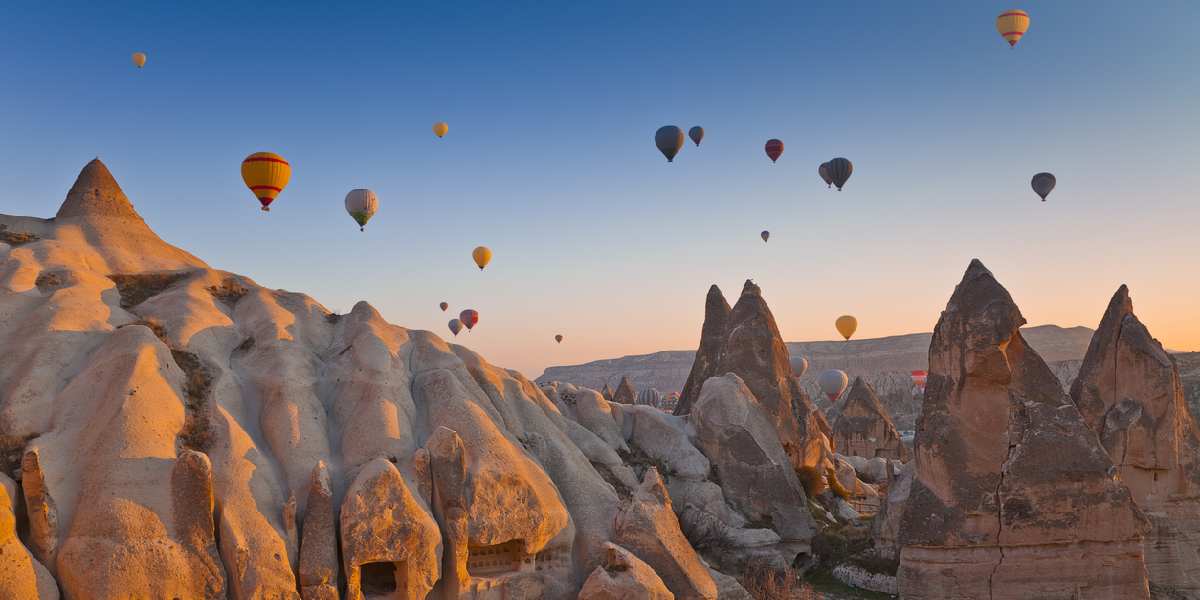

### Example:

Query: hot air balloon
xmin=818 ymin=162 xmax=833 ymax=188
xmin=911 ymin=370 xmax=928 ymax=392
xmin=1031 ymin=172 xmax=1056 ymax=201
xmin=790 ymin=355 xmax=809 ymax=378
xmin=459 ymin=309 xmax=479 ymax=331
xmin=439 ymin=302 xmax=449 ymax=312
xmin=818 ymin=369 xmax=849 ymax=403
xmin=433 ymin=122 xmax=449 ymax=138
xmin=688 ymin=126 xmax=704 ymax=147
xmin=448 ymin=318 xmax=463 ymax=336
xmin=344 ymin=189 xmax=378 ymax=231
xmin=555 ymin=334 xmax=563 ymax=344
xmin=655 ymin=126 xmax=685 ymax=162
xmin=241 ymin=152 xmax=291 ymax=212
xmin=472 ymin=246 xmax=492 ymax=270
xmin=760 ymin=230 xmax=770 ymax=243
xmin=996 ymin=9 xmax=1030 ymax=48
xmin=827 ymin=158 xmax=853 ymax=190
xmin=764 ymin=139 xmax=784 ymax=163
xmin=835 ymin=315 xmax=857 ymax=340
xmin=132 ymin=52 xmax=147 ymax=68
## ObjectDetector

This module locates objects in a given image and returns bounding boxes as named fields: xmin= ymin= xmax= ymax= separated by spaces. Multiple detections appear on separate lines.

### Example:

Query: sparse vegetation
xmin=122 ymin=318 xmax=168 ymax=342
xmin=206 ymin=276 xmax=248 ymax=308
xmin=108 ymin=272 xmax=190 ymax=309
xmin=0 ymin=433 xmax=35 ymax=479
xmin=742 ymin=559 xmax=805 ymax=599
xmin=171 ymin=350 xmax=214 ymax=451
xmin=34 ymin=270 xmax=67 ymax=293
xmin=796 ymin=465 xmax=828 ymax=497
xmin=0 ymin=224 xmax=38 ymax=246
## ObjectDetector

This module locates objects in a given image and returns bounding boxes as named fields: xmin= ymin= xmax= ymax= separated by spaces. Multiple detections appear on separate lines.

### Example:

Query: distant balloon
xmin=996 ymin=9 xmax=1030 ymax=48
xmin=655 ymin=126 xmax=685 ymax=162
xmin=132 ymin=52 xmax=147 ymax=68
xmin=448 ymin=318 xmax=463 ymax=336
xmin=827 ymin=158 xmax=853 ymax=190
xmin=433 ymin=122 xmax=449 ymax=138
xmin=1031 ymin=172 xmax=1056 ymax=201
xmin=818 ymin=162 xmax=833 ymax=188
xmin=764 ymin=139 xmax=784 ymax=163
xmin=555 ymin=334 xmax=564 ymax=344
xmin=911 ymin=370 xmax=928 ymax=392
xmin=790 ymin=355 xmax=809 ymax=378
xmin=472 ymin=246 xmax=492 ymax=270
xmin=760 ymin=230 xmax=770 ymax=243
xmin=344 ymin=189 xmax=378 ymax=231
xmin=241 ymin=152 xmax=291 ymax=212
xmin=459 ymin=309 xmax=479 ymax=331
xmin=835 ymin=315 xmax=857 ymax=340
xmin=818 ymin=369 xmax=849 ymax=403
xmin=688 ymin=126 xmax=704 ymax=147
xmin=439 ymin=302 xmax=449 ymax=312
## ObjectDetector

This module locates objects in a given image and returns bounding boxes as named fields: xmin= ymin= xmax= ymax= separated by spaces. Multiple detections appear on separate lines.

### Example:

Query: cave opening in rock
xmin=467 ymin=539 xmax=529 ymax=577
xmin=360 ymin=562 xmax=398 ymax=597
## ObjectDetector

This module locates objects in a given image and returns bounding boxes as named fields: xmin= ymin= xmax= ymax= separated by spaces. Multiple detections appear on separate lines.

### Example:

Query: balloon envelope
xmin=996 ymin=9 xmax=1030 ymax=47
xmin=655 ymin=126 xmax=685 ymax=162
xmin=1031 ymin=172 xmax=1056 ymax=201
xmin=555 ymin=334 xmax=563 ymax=343
xmin=818 ymin=369 xmax=849 ymax=402
xmin=790 ymin=356 xmax=809 ymax=378
xmin=835 ymin=315 xmax=857 ymax=340
xmin=448 ymin=319 xmax=463 ymax=336
xmin=439 ymin=302 xmax=449 ymax=312
xmin=760 ymin=230 xmax=770 ymax=242
xmin=433 ymin=122 xmax=449 ymax=138
xmin=827 ymin=158 xmax=853 ymax=190
xmin=241 ymin=152 xmax=291 ymax=212
xmin=344 ymin=189 xmax=378 ymax=231
xmin=818 ymin=162 xmax=833 ymax=187
xmin=459 ymin=309 xmax=479 ymax=330
xmin=688 ymin=126 xmax=704 ymax=147
xmin=132 ymin=52 xmax=147 ymax=68
xmin=911 ymin=370 xmax=928 ymax=391
xmin=765 ymin=139 xmax=784 ymax=163
xmin=472 ymin=246 xmax=492 ymax=270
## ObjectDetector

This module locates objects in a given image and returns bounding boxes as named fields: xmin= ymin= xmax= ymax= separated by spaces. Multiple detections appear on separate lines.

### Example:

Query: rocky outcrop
xmin=898 ymin=260 xmax=1151 ymax=600
xmin=614 ymin=376 xmax=638 ymax=405
xmin=601 ymin=383 xmax=615 ymax=402
xmin=1070 ymin=285 xmax=1200 ymax=594
xmin=298 ymin=461 xmax=337 ymax=600
xmin=831 ymin=377 xmax=908 ymax=461
xmin=676 ymin=285 xmax=732 ymax=415
xmin=579 ymin=542 xmax=674 ymax=600
xmin=0 ymin=473 xmax=58 ymax=599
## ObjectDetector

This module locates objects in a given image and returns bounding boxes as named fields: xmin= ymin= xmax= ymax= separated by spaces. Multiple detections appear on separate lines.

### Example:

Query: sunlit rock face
xmin=1070 ymin=285 xmax=1200 ymax=595
xmin=898 ymin=260 xmax=1151 ymax=600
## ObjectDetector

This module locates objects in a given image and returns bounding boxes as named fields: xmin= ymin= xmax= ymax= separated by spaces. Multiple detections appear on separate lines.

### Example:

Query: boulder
xmin=830 ymin=377 xmax=908 ymax=461
xmin=1069 ymin=285 xmax=1200 ymax=594
xmin=578 ymin=543 xmax=674 ymax=600
xmin=897 ymin=260 xmax=1151 ymax=600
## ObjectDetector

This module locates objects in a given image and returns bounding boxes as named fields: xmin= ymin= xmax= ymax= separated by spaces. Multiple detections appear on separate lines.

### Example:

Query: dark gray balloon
xmin=818 ymin=162 xmax=832 ymax=188
xmin=655 ymin=126 xmax=685 ymax=162
xmin=1031 ymin=172 xmax=1056 ymax=201
xmin=827 ymin=157 xmax=853 ymax=190
xmin=688 ymin=126 xmax=704 ymax=146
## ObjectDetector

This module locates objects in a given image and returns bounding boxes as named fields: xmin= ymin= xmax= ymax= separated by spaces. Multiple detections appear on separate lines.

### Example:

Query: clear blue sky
xmin=2 ymin=2 xmax=1197 ymax=377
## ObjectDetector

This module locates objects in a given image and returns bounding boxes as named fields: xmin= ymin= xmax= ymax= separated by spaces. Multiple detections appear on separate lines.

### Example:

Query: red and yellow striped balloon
xmin=241 ymin=152 xmax=291 ymax=212
xmin=995 ymin=9 xmax=1030 ymax=47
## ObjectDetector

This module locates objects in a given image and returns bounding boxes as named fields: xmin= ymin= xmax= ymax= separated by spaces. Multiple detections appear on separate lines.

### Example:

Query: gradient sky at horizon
xmin=1 ymin=2 xmax=1197 ymax=377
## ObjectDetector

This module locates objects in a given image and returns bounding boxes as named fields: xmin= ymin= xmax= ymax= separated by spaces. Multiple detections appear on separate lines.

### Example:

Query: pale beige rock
xmin=340 ymin=457 xmax=442 ymax=600
xmin=20 ymin=448 xmax=57 ymax=572
xmin=298 ymin=461 xmax=338 ymax=600
xmin=579 ymin=542 xmax=674 ymax=600
xmin=0 ymin=473 xmax=58 ymax=599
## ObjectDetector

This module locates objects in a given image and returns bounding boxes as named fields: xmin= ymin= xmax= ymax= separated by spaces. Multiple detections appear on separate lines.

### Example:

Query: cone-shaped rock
xmin=1070 ymin=285 xmax=1200 ymax=593
xmin=898 ymin=259 xmax=1150 ymax=599
xmin=831 ymin=376 xmax=908 ymax=461
xmin=613 ymin=376 xmax=637 ymax=405
xmin=675 ymin=285 xmax=731 ymax=415
xmin=601 ymin=383 xmax=615 ymax=402
xmin=55 ymin=159 xmax=145 ymax=222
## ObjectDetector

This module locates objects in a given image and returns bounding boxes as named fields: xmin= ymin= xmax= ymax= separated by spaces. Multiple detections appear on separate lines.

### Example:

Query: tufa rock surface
xmin=614 ymin=376 xmax=638 ymax=405
xmin=578 ymin=542 xmax=674 ymax=600
xmin=831 ymin=376 xmax=908 ymax=461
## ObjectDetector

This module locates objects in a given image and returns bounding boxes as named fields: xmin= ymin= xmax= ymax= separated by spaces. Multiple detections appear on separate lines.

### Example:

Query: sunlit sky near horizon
xmin=1 ymin=2 xmax=1197 ymax=377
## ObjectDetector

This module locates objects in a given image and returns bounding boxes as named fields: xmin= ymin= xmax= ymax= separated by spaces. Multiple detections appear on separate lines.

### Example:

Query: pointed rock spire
xmin=55 ymin=159 xmax=145 ymax=223
xmin=613 ymin=376 xmax=637 ymax=405
xmin=832 ymin=377 xmax=907 ymax=461
xmin=675 ymin=284 xmax=731 ymax=415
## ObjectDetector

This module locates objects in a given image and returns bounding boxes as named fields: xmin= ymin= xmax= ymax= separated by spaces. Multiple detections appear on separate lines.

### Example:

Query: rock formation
xmin=0 ymin=472 xmax=58 ymax=599
xmin=1069 ymin=285 xmax=1200 ymax=594
xmin=898 ymin=260 xmax=1151 ymax=599
xmin=677 ymin=285 xmax=732 ymax=415
xmin=579 ymin=542 xmax=674 ymax=600
xmin=601 ymin=383 xmax=615 ymax=402
xmin=298 ymin=461 xmax=337 ymax=600
xmin=614 ymin=376 xmax=638 ymax=405
xmin=831 ymin=377 xmax=908 ymax=461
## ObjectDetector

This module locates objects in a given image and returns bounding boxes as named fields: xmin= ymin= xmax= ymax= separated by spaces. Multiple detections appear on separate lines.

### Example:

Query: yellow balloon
xmin=835 ymin=315 xmax=857 ymax=340
xmin=132 ymin=52 xmax=147 ymax=68
xmin=433 ymin=122 xmax=449 ymax=138
xmin=472 ymin=246 xmax=492 ymax=270
xmin=995 ymin=9 xmax=1030 ymax=47
xmin=241 ymin=152 xmax=291 ymax=212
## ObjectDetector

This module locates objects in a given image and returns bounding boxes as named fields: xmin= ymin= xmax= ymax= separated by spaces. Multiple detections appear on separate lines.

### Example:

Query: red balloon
xmin=459 ymin=309 xmax=479 ymax=330
xmin=439 ymin=302 xmax=449 ymax=312
xmin=764 ymin=139 xmax=784 ymax=163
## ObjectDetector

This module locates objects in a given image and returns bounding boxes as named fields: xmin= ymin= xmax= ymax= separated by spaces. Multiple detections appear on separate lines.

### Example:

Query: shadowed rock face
xmin=831 ymin=377 xmax=908 ymax=462
xmin=1070 ymin=286 xmax=1200 ymax=594
xmin=674 ymin=281 xmax=831 ymax=470
xmin=613 ymin=376 xmax=637 ymax=405
xmin=898 ymin=260 xmax=1151 ymax=600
